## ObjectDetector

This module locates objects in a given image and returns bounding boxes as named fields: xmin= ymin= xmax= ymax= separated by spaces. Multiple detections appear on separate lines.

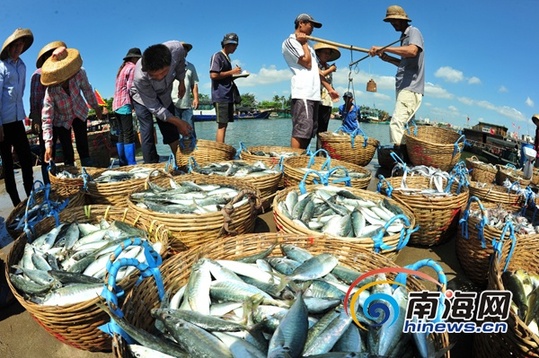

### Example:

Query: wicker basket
xmin=4 ymin=205 xmax=171 ymax=352
xmin=465 ymin=156 xmax=497 ymax=184
xmin=187 ymin=159 xmax=282 ymax=211
xmin=318 ymin=129 xmax=380 ymax=166
xmin=404 ymin=126 xmax=465 ymax=171
xmin=455 ymin=197 xmax=531 ymax=288
xmin=127 ymin=171 xmax=260 ymax=251
xmin=48 ymin=164 xmax=98 ymax=199
xmin=119 ymin=232 xmax=450 ymax=357
xmin=272 ymin=185 xmax=416 ymax=259
xmin=75 ymin=129 xmax=112 ymax=168
xmin=468 ymin=180 xmax=525 ymax=211
xmin=378 ymin=175 xmax=469 ymax=247
xmin=176 ymin=139 xmax=236 ymax=169
xmin=282 ymin=150 xmax=372 ymax=190
xmin=496 ymin=164 xmax=531 ymax=187
xmin=84 ymin=163 xmax=172 ymax=206
xmin=5 ymin=185 xmax=86 ymax=240
xmin=532 ymin=168 xmax=539 ymax=186
xmin=238 ymin=144 xmax=308 ymax=168
xmin=474 ymin=245 xmax=539 ymax=357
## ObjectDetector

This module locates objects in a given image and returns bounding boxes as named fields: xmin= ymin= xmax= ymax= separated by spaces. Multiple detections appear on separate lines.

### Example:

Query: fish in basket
xmin=187 ymin=158 xmax=282 ymax=211
xmin=272 ymin=184 xmax=417 ymax=259
xmin=107 ymin=233 xmax=451 ymax=357
xmin=474 ymin=234 xmax=539 ymax=357
xmin=465 ymin=155 xmax=497 ymax=184
xmin=176 ymin=139 xmax=236 ymax=170
xmin=237 ymin=143 xmax=308 ymax=167
xmin=4 ymin=205 xmax=171 ymax=352
xmin=377 ymin=163 xmax=470 ymax=247
xmin=126 ymin=170 xmax=261 ymax=251
xmin=318 ymin=127 xmax=380 ymax=166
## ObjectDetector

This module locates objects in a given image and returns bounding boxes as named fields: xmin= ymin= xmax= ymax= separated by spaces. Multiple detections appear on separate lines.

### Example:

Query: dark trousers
xmin=72 ymin=118 xmax=89 ymax=162
xmin=0 ymin=121 xmax=34 ymax=206
xmin=52 ymin=126 xmax=75 ymax=166
xmin=116 ymin=112 xmax=135 ymax=144
xmin=133 ymin=100 xmax=159 ymax=163
xmin=37 ymin=126 xmax=49 ymax=184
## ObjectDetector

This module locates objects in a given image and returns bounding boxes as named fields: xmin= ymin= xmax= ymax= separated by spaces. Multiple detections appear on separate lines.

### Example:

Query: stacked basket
xmin=465 ymin=156 xmax=497 ymax=184
xmin=496 ymin=164 xmax=531 ymax=187
xmin=127 ymin=171 xmax=261 ymax=251
xmin=468 ymin=180 xmax=526 ymax=211
xmin=176 ymin=139 xmax=236 ymax=170
xmin=318 ymin=128 xmax=379 ymax=166
xmin=272 ymin=184 xmax=416 ymax=259
xmin=404 ymin=126 xmax=465 ymax=171
xmin=4 ymin=205 xmax=171 ymax=352
xmin=378 ymin=175 xmax=469 ymax=247
xmin=119 ymin=232 xmax=451 ymax=357
xmin=238 ymin=144 xmax=307 ymax=168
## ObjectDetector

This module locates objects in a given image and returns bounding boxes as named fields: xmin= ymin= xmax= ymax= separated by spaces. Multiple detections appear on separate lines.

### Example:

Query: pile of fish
xmin=102 ymin=244 xmax=442 ymax=357
xmin=131 ymin=179 xmax=252 ymax=215
xmin=191 ymin=160 xmax=280 ymax=178
xmin=468 ymin=205 xmax=539 ymax=235
xmin=387 ymin=165 xmax=468 ymax=197
xmin=9 ymin=220 xmax=162 ymax=306
xmin=90 ymin=167 xmax=158 ymax=183
xmin=298 ymin=166 xmax=371 ymax=181
xmin=52 ymin=170 xmax=84 ymax=179
xmin=502 ymin=269 xmax=539 ymax=335
xmin=276 ymin=186 xmax=410 ymax=239
xmin=249 ymin=150 xmax=305 ymax=160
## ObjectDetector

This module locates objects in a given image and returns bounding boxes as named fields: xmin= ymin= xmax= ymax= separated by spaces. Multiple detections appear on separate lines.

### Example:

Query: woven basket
xmin=4 ymin=205 xmax=171 ymax=352
xmin=127 ymin=171 xmax=260 ymax=251
xmin=455 ymin=197 xmax=535 ymax=288
xmin=176 ymin=139 xmax=236 ymax=169
xmin=404 ymin=126 xmax=465 ymax=171
xmin=119 ymin=232 xmax=450 ymax=357
xmin=238 ymin=145 xmax=307 ymax=168
xmin=532 ymin=168 xmax=539 ymax=186
xmin=84 ymin=163 xmax=172 ymax=206
xmin=318 ymin=129 xmax=379 ymax=166
xmin=188 ymin=159 xmax=282 ymax=211
xmin=76 ymin=129 xmax=112 ymax=168
xmin=282 ymin=150 xmax=372 ymax=190
xmin=474 ymin=246 xmax=539 ymax=357
xmin=468 ymin=180 xmax=525 ymax=211
xmin=496 ymin=164 xmax=531 ymax=187
xmin=5 ymin=186 xmax=86 ymax=240
xmin=378 ymin=175 xmax=469 ymax=247
xmin=272 ymin=185 xmax=416 ymax=259
xmin=465 ymin=156 xmax=497 ymax=184
xmin=48 ymin=164 xmax=99 ymax=199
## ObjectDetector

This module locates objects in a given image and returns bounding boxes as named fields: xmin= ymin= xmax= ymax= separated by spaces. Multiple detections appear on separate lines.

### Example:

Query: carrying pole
xmin=305 ymin=35 xmax=370 ymax=53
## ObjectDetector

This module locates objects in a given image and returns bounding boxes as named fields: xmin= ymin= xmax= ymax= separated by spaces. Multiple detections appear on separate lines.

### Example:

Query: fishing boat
xmin=192 ymin=103 xmax=271 ymax=122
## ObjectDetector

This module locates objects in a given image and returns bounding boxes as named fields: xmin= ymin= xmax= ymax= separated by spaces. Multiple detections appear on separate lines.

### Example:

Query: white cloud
xmin=457 ymin=96 xmax=526 ymax=122
xmin=425 ymin=82 xmax=453 ymax=99
xmin=434 ymin=66 xmax=464 ymax=83
xmin=240 ymin=66 xmax=291 ymax=87
xmin=498 ymin=86 xmax=508 ymax=93
xmin=526 ymin=97 xmax=534 ymax=107
xmin=468 ymin=77 xmax=481 ymax=85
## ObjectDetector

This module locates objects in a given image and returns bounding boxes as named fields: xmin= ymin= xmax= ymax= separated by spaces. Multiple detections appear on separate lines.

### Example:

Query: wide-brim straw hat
xmin=180 ymin=42 xmax=193 ymax=53
xmin=0 ymin=28 xmax=34 ymax=60
xmin=313 ymin=42 xmax=341 ymax=61
xmin=41 ymin=47 xmax=82 ymax=86
xmin=384 ymin=5 xmax=412 ymax=22
xmin=36 ymin=41 xmax=67 ymax=69
xmin=532 ymin=114 xmax=539 ymax=126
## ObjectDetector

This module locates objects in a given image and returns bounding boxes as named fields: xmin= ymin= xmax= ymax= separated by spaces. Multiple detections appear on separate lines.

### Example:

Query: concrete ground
xmin=0 ymin=164 xmax=474 ymax=357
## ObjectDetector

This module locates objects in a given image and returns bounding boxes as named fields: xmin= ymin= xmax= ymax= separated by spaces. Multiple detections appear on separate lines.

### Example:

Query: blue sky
xmin=2 ymin=0 xmax=538 ymax=137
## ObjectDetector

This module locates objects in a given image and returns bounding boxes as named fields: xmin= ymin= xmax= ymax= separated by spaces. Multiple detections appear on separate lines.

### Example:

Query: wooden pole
xmin=305 ymin=36 xmax=370 ymax=53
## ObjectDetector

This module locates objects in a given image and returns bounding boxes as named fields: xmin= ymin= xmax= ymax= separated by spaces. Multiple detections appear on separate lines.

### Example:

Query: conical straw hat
xmin=36 ymin=41 xmax=67 ymax=69
xmin=313 ymin=42 xmax=341 ymax=62
xmin=0 ymin=28 xmax=34 ymax=60
xmin=41 ymin=46 xmax=82 ymax=86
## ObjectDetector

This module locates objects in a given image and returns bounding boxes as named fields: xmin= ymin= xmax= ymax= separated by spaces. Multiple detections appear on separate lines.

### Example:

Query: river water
xmin=156 ymin=119 xmax=391 ymax=158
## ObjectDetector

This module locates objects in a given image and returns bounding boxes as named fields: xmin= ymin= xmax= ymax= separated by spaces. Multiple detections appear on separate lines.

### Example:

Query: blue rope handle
xmin=452 ymin=135 xmax=466 ymax=157
xmin=100 ymin=237 xmax=164 ymax=318
xmin=371 ymin=213 xmax=416 ymax=253
xmin=492 ymin=220 xmax=517 ymax=273
xmin=307 ymin=148 xmax=331 ymax=170
xmin=395 ymin=259 xmax=447 ymax=322
xmin=390 ymin=151 xmax=407 ymax=168
xmin=376 ymin=174 xmax=394 ymax=197
xmin=299 ymin=169 xmax=327 ymax=194
xmin=459 ymin=196 xmax=488 ymax=246
xmin=350 ymin=127 xmax=369 ymax=148
xmin=164 ymin=153 xmax=179 ymax=172
xmin=187 ymin=156 xmax=199 ymax=173
xmin=238 ymin=141 xmax=248 ymax=154
xmin=179 ymin=131 xmax=197 ymax=152
xmin=325 ymin=166 xmax=351 ymax=187
xmin=405 ymin=119 xmax=419 ymax=136
xmin=81 ymin=167 xmax=92 ymax=191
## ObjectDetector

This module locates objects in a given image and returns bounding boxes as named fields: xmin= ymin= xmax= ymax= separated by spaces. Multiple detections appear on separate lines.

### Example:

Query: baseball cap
xmin=343 ymin=91 xmax=354 ymax=98
xmin=295 ymin=13 xmax=322 ymax=28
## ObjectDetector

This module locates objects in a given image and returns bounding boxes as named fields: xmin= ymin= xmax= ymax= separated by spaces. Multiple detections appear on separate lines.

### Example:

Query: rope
xmin=492 ymin=221 xmax=517 ymax=273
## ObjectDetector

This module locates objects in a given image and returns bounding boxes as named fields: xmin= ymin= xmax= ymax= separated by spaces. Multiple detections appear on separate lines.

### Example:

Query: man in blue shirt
xmin=0 ymin=28 xmax=35 ymax=206
xmin=339 ymin=91 xmax=359 ymax=133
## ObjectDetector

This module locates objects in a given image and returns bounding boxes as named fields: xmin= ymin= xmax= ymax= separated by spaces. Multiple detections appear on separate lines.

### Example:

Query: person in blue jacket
xmin=338 ymin=91 xmax=359 ymax=133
